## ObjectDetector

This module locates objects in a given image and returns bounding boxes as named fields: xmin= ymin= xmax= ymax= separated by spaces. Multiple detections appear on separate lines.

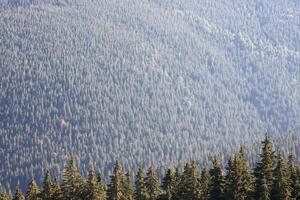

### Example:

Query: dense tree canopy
xmin=0 ymin=0 xmax=300 ymax=191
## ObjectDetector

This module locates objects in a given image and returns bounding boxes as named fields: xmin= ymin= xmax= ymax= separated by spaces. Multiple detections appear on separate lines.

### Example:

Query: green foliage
xmin=3 ymin=138 xmax=300 ymax=200
xmin=135 ymin=168 xmax=148 ymax=200
xmin=1 ymin=0 xmax=300 ymax=190
xmin=40 ymin=170 xmax=53 ymax=200
xmin=209 ymin=156 xmax=225 ymax=200
xmin=107 ymin=161 xmax=124 ymax=200
xmin=271 ymin=152 xmax=291 ymax=200
xmin=61 ymin=158 xmax=84 ymax=200
xmin=224 ymin=148 xmax=254 ymax=200
xmin=13 ymin=188 xmax=24 ymax=200
xmin=25 ymin=179 xmax=40 ymax=200
xmin=199 ymin=168 xmax=211 ymax=200
xmin=254 ymin=135 xmax=276 ymax=200
xmin=145 ymin=167 xmax=161 ymax=200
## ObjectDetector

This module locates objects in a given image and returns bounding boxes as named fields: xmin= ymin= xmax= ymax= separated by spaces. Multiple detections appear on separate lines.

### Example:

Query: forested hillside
xmin=0 ymin=0 xmax=300 ymax=190
xmin=1 ymin=136 xmax=300 ymax=200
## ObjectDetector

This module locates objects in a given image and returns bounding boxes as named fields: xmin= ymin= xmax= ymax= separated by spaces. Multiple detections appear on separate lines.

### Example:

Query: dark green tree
xmin=254 ymin=135 xmax=276 ymax=200
xmin=271 ymin=152 xmax=291 ymax=200
xmin=200 ymin=168 xmax=211 ymax=200
xmin=123 ymin=172 xmax=134 ymax=200
xmin=85 ymin=167 xmax=104 ymax=200
xmin=25 ymin=179 xmax=40 ymax=200
xmin=107 ymin=161 xmax=124 ymax=200
xmin=176 ymin=162 xmax=201 ymax=200
xmin=209 ymin=156 xmax=224 ymax=200
xmin=62 ymin=157 xmax=85 ymax=200
xmin=13 ymin=188 xmax=25 ymax=200
xmin=161 ymin=169 xmax=174 ymax=200
xmin=51 ymin=178 xmax=63 ymax=200
xmin=224 ymin=148 xmax=254 ymax=200
xmin=0 ymin=190 xmax=9 ymax=200
xmin=135 ymin=168 xmax=148 ymax=200
xmin=96 ymin=172 xmax=107 ymax=200
xmin=145 ymin=167 xmax=161 ymax=200
xmin=288 ymin=154 xmax=300 ymax=200
xmin=40 ymin=170 xmax=53 ymax=200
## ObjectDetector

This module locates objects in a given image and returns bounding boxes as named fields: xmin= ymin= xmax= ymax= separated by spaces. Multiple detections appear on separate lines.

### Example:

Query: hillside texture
xmin=0 ymin=0 xmax=300 ymax=190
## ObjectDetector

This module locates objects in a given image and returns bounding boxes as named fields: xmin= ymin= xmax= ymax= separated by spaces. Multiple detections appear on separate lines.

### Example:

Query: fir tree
xmin=0 ymin=190 xmax=9 ymax=200
xmin=161 ymin=169 xmax=174 ymax=200
xmin=254 ymin=135 xmax=276 ymax=200
xmin=146 ymin=166 xmax=161 ymax=200
xmin=225 ymin=148 xmax=254 ymax=200
xmin=85 ymin=167 xmax=104 ymax=200
xmin=62 ymin=157 xmax=85 ymax=200
xmin=176 ymin=162 xmax=201 ymax=200
xmin=135 ymin=168 xmax=148 ymax=200
xmin=51 ymin=178 xmax=63 ymax=200
xmin=13 ymin=188 xmax=25 ymax=200
xmin=40 ymin=170 xmax=53 ymax=200
xmin=271 ymin=152 xmax=291 ymax=200
xmin=200 ymin=168 xmax=211 ymax=200
xmin=26 ymin=179 xmax=40 ymax=200
xmin=209 ymin=156 xmax=224 ymax=200
xmin=96 ymin=172 xmax=107 ymax=200
xmin=107 ymin=161 xmax=124 ymax=200
xmin=288 ymin=154 xmax=300 ymax=200
xmin=123 ymin=172 xmax=134 ymax=200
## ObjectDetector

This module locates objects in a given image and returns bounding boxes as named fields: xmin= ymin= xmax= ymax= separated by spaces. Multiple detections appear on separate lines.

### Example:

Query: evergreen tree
xmin=254 ymin=135 xmax=276 ymax=200
xmin=288 ymin=154 xmax=300 ymax=200
xmin=85 ymin=167 xmax=107 ymax=200
xmin=224 ymin=148 xmax=254 ymax=200
xmin=96 ymin=172 xmax=107 ymax=200
xmin=51 ymin=178 xmax=63 ymax=200
xmin=161 ymin=169 xmax=174 ymax=200
xmin=13 ymin=188 xmax=25 ymax=200
xmin=123 ymin=172 xmax=134 ymax=200
xmin=135 ymin=168 xmax=148 ymax=200
xmin=176 ymin=162 xmax=201 ymax=200
xmin=0 ymin=190 xmax=9 ymax=200
xmin=209 ymin=156 xmax=224 ymax=200
xmin=146 ymin=167 xmax=161 ymax=200
xmin=107 ymin=161 xmax=124 ymax=200
xmin=40 ymin=170 xmax=53 ymax=200
xmin=271 ymin=152 xmax=291 ymax=200
xmin=200 ymin=168 xmax=211 ymax=200
xmin=25 ymin=179 xmax=40 ymax=200
xmin=62 ymin=157 xmax=85 ymax=200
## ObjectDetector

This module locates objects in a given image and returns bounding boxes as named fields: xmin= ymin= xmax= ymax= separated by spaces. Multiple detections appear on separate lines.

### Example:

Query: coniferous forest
xmin=1 ymin=0 xmax=300 ymax=196
xmin=1 ymin=136 xmax=300 ymax=200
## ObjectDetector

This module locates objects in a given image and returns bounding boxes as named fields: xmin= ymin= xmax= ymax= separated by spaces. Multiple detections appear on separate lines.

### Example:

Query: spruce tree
xmin=51 ymin=178 xmax=63 ymax=200
xmin=40 ymin=170 xmax=53 ymax=200
xmin=200 ymin=168 xmax=211 ymax=200
xmin=209 ymin=156 xmax=224 ymax=200
xmin=107 ymin=161 xmax=124 ymax=200
xmin=271 ymin=152 xmax=291 ymax=200
xmin=0 ymin=190 xmax=9 ymax=200
xmin=176 ymin=162 xmax=201 ymax=200
xmin=26 ymin=179 xmax=40 ymax=200
xmin=254 ymin=135 xmax=276 ymax=200
xmin=85 ymin=168 xmax=103 ymax=200
xmin=62 ymin=157 xmax=85 ymax=200
xmin=135 ymin=168 xmax=148 ymax=200
xmin=161 ymin=169 xmax=174 ymax=200
xmin=96 ymin=172 xmax=107 ymax=200
xmin=225 ymin=148 xmax=254 ymax=200
xmin=123 ymin=172 xmax=134 ymax=200
xmin=288 ymin=154 xmax=300 ymax=200
xmin=13 ymin=188 xmax=25 ymax=200
xmin=146 ymin=167 xmax=161 ymax=200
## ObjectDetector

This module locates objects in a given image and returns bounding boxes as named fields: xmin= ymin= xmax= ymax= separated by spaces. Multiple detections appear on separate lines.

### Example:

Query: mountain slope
xmin=0 ymin=0 xmax=300 ymax=190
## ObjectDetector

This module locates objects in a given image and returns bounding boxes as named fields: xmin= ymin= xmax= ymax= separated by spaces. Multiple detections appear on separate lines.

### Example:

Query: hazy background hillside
xmin=0 ymin=0 xmax=300 ymax=190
